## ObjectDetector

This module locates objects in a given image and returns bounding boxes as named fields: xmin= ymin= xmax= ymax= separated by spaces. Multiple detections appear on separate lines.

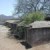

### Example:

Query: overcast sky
xmin=0 ymin=0 xmax=15 ymax=16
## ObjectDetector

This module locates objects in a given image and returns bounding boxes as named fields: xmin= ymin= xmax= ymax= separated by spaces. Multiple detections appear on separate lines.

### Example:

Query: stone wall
xmin=26 ymin=28 xmax=50 ymax=46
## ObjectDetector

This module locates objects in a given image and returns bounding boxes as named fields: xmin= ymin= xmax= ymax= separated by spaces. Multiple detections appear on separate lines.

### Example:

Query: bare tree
xmin=14 ymin=0 xmax=50 ymax=16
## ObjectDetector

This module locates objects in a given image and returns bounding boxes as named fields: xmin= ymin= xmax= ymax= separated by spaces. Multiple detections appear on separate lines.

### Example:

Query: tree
xmin=14 ymin=0 xmax=50 ymax=16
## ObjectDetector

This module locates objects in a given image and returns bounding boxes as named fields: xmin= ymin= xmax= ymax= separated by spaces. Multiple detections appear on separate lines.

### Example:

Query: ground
xmin=0 ymin=25 xmax=50 ymax=50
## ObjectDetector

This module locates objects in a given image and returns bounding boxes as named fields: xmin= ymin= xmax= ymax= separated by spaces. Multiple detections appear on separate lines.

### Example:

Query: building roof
xmin=29 ymin=21 xmax=50 ymax=28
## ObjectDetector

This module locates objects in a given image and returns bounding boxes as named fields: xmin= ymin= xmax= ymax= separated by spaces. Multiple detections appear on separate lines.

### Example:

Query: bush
xmin=20 ymin=11 xmax=45 ymax=25
xmin=24 ymin=12 xmax=45 ymax=24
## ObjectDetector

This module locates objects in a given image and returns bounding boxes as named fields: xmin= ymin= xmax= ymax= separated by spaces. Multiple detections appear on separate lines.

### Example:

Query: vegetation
xmin=19 ymin=11 xmax=45 ymax=25
xmin=8 ymin=0 xmax=47 ymax=40
xmin=14 ymin=0 xmax=50 ymax=16
xmin=13 ymin=0 xmax=48 ymax=25
xmin=9 ymin=11 xmax=45 ymax=40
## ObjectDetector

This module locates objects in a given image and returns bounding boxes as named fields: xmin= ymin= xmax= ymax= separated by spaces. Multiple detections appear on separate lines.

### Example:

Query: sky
xmin=0 ymin=0 xmax=15 ymax=16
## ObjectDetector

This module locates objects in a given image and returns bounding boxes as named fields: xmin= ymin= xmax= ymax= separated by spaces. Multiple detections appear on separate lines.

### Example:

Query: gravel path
xmin=0 ymin=25 xmax=50 ymax=50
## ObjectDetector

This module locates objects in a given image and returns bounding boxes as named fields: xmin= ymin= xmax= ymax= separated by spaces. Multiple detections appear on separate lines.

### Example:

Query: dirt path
xmin=0 ymin=25 xmax=50 ymax=50
xmin=0 ymin=25 xmax=26 ymax=50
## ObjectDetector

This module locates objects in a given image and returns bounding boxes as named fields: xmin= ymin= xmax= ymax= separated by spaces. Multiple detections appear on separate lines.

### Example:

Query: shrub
xmin=21 ymin=11 xmax=45 ymax=25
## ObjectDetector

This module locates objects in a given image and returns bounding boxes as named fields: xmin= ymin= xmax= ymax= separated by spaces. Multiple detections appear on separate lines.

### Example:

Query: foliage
xmin=20 ymin=11 xmax=45 ymax=25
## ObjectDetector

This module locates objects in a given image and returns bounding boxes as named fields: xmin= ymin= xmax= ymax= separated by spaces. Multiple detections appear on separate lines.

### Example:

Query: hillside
xmin=0 ymin=14 xmax=14 ymax=22
xmin=0 ymin=14 xmax=15 ymax=25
